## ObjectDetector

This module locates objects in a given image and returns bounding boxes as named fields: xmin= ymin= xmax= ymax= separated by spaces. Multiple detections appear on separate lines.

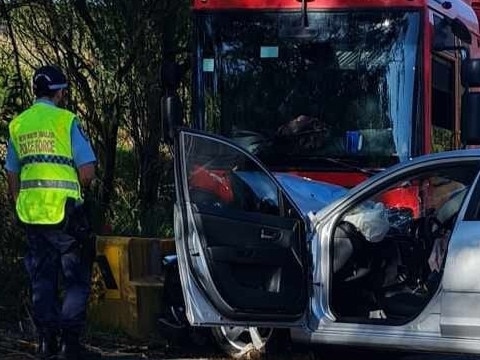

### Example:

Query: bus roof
xmin=192 ymin=0 xmax=426 ymax=10
xmin=429 ymin=0 xmax=479 ymax=35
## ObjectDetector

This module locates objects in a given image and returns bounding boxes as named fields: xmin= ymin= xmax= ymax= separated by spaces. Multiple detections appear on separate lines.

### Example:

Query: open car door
xmin=173 ymin=129 xmax=311 ymax=327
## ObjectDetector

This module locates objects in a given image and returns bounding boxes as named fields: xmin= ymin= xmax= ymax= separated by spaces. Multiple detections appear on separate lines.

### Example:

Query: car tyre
xmin=211 ymin=326 xmax=275 ymax=358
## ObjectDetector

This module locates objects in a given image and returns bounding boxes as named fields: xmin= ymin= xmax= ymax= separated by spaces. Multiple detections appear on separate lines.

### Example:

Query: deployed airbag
xmin=344 ymin=201 xmax=390 ymax=243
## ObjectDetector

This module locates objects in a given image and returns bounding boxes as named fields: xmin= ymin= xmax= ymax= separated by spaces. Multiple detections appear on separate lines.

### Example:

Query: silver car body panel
xmin=174 ymin=203 xmax=225 ymax=325
xmin=290 ymin=309 xmax=480 ymax=355
xmin=174 ymin=202 xmax=311 ymax=327
xmin=440 ymin=167 xmax=480 ymax=338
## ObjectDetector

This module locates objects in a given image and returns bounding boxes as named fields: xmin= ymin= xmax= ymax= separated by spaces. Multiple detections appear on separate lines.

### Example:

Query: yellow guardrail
xmin=88 ymin=236 xmax=176 ymax=338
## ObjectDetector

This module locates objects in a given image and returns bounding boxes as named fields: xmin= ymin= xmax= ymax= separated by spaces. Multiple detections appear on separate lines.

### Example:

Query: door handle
xmin=260 ymin=228 xmax=281 ymax=241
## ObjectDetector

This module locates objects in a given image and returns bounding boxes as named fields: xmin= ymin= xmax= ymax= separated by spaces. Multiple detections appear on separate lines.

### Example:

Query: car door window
xmin=184 ymin=134 xmax=281 ymax=216
xmin=331 ymin=163 xmax=478 ymax=323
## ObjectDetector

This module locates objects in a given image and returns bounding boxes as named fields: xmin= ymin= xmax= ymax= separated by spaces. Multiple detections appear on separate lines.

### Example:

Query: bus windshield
xmin=195 ymin=10 xmax=421 ymax=169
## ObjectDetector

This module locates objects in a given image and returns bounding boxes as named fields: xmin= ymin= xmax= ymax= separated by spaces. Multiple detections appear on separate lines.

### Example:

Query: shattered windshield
xmin=195 ymin=10 xmax=421 ymax=169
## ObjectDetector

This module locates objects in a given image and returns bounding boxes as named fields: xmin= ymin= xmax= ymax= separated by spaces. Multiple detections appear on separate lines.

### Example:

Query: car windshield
xmin=194 ymin=10 xmax=421 ymax=169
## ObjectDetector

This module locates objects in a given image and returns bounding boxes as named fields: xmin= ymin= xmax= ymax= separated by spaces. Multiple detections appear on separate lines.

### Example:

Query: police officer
xmin=5 ymin=65 xmax=97 ymax=359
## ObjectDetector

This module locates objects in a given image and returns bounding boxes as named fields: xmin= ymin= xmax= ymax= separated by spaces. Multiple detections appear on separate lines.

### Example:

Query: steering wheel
xmin=414 ymin=211 xmax=444 ymax=249
xmin=427 ymin=215 xmax=444 ymax=236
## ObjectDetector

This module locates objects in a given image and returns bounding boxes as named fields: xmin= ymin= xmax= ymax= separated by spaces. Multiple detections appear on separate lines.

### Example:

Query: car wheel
xmin=211 ymin=326 xmax=274 ymax=358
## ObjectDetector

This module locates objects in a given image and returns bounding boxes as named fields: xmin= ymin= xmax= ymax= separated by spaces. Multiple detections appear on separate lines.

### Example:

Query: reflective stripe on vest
xmin=21 ymin=180 xmax=80 ymax=191
xmin=9 ymin=102 xmax=81 ymax=225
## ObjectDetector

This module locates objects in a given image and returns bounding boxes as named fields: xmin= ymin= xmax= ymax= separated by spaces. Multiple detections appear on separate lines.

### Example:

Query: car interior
xmin=330 ymin=166 xmax=478 ymax=324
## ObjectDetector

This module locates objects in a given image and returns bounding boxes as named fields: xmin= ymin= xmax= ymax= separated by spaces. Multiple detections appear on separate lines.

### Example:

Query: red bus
xmin=185 ymin=0 xmax=480 ymax=188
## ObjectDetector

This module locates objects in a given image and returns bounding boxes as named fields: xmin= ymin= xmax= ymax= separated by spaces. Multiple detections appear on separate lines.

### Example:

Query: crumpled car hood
xmin=274 ymin=173 xmax=347 ymax=215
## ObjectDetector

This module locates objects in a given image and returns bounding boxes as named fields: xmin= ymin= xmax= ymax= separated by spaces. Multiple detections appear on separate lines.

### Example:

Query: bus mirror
xmin=461 ymin=92 xmax=480 ymax=145
xmin=462 ymin=59 xmax=480 ymax=87
xmin=161 ymin=95 xmax=183 ymax=144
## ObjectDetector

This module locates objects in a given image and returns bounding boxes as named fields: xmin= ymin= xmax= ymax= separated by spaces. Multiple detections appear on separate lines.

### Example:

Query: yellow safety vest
xmin=9 ymin=102 xmax=81 ymax=225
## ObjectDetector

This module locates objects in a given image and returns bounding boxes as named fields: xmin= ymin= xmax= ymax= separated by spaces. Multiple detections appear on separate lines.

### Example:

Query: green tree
xmin=1 ymin=0 xmax=191 ymax=235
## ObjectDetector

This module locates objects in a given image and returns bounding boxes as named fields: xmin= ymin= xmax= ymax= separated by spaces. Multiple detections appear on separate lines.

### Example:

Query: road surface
xmin=2 ymin=328 xmax=479 ymax=359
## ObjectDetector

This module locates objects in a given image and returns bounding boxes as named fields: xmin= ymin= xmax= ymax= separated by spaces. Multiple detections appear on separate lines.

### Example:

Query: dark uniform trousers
xmin=24 ymin=226 xmax=92 ymax=337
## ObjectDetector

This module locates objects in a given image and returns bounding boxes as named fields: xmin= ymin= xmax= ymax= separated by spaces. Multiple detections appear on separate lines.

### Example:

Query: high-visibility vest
xmin=9 ymin=102 xmax=81 ymax=225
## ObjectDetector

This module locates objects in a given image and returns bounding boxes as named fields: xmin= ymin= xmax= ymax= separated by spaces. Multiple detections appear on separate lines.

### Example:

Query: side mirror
xmin=161 ymin=95 xmax=183 ymax=144
xmin=462 ymin=58 xmax=480 ymax=87
xmin=461 ymin=92 xmax=480 ymax=145
xmin=160 ymin=59 xmax=185 ymax=144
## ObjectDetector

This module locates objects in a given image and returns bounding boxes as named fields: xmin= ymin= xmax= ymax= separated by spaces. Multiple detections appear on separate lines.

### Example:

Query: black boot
xmin=58 ymin=329 xmax=100 ymax=360
xmin=37 ymin=330 xmax=58 ymax=359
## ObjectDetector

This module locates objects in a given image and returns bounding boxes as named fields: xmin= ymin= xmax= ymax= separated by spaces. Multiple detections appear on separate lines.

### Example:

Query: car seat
xmin=332 ymin=221 xmax=384 ymax=317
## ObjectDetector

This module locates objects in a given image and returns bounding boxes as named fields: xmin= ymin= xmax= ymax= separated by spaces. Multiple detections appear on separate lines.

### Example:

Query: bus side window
xmin=431 ymin=13 xmax=461 ymax=153
xmin=431 ymin=55 xmax=456 ymax=152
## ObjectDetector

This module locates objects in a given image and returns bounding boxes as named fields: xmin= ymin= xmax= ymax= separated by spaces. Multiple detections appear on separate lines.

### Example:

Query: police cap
xmin=32 ymin=65 xmax=68 ymax=93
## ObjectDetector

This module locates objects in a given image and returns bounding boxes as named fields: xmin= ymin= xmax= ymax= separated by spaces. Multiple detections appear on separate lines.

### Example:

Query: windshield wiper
xmin=317 ymin=156 xmax=378 ymax=177
xmin=281 ymin=154 xmax=379 ymax=176
xmin=258 ymin=149 xmax=380 ymax=176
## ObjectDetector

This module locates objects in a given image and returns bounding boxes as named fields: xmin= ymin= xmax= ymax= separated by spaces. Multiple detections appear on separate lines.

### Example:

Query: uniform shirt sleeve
xmin=71 ymin=119 xmax=97 ymax=167
xmin=5 ymin=139 xmax=20 ymax=173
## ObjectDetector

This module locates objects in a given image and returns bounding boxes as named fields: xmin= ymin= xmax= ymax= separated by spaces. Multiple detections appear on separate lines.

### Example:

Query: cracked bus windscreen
xmin=194 ymin=10 xmax=421 ymax=170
